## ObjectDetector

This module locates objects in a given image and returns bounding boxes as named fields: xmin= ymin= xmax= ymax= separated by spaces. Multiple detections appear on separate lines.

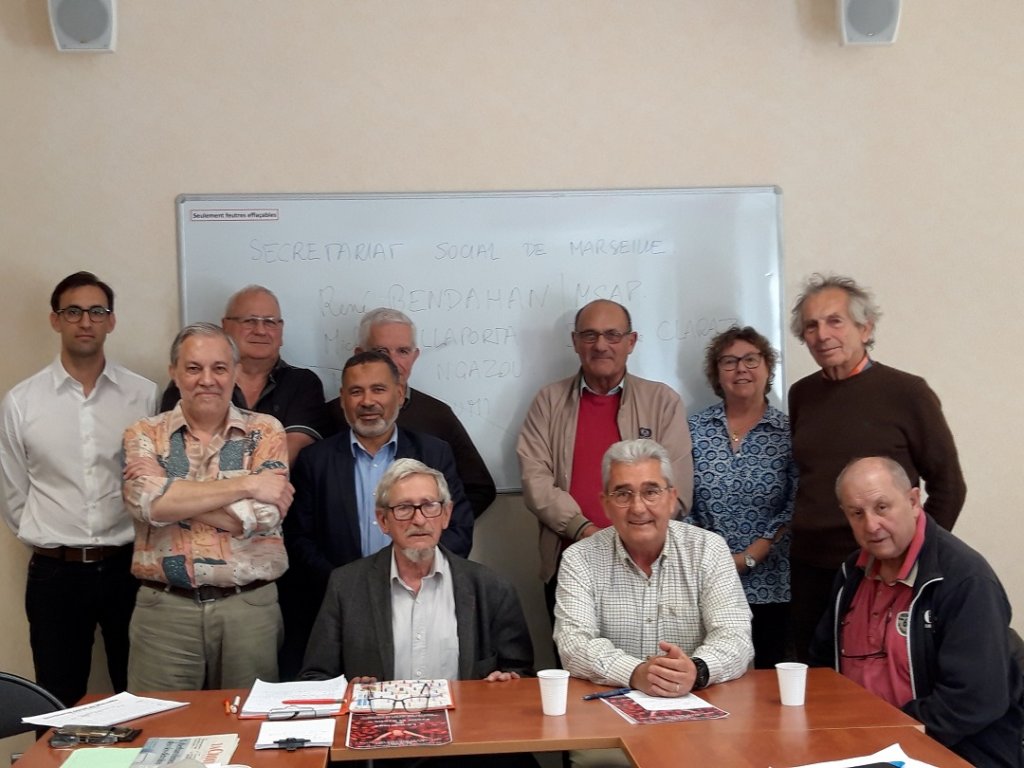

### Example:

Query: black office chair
xmin=0 ymin=671 xmax=64 ymax=740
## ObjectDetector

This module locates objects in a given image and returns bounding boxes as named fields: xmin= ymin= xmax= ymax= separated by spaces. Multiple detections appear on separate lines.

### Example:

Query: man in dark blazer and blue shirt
xmin=280 ymin=351 xmax=474 ymax=677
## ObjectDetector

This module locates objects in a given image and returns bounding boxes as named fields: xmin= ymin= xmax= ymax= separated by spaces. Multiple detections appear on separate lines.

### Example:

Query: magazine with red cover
xmin=601 ymin=692 xmax=729 ymax=724
xmin=345 ymin=710 xmax=452 ymax=749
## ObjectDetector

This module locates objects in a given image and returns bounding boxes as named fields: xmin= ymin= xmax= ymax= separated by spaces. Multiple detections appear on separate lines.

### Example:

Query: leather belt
xmin=33 ymin=544 xmax=132 ymax=564
xmin=140 ymin=579 xmax=271 ymax=604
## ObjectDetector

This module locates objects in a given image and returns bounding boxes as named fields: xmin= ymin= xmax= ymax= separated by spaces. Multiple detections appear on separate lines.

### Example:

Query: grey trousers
xmin=127 ymin=582 xmax=282 ymax=691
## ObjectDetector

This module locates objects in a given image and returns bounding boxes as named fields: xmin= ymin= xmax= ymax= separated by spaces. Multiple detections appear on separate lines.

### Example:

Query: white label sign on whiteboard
xmin=176 ymin=187 xmax=784 ymax=491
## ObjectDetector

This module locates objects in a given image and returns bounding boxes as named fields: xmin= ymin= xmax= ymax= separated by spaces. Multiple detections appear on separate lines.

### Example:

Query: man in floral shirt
xmin=122 ymin=322 xmax=293 ymax=690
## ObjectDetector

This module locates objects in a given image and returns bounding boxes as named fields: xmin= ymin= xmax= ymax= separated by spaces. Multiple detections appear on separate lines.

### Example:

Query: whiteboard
xmin=176 ymin=188 xmax=785 ymax=491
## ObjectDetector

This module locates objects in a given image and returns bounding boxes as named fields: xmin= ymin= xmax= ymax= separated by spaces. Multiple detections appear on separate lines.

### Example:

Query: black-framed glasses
xmin=367 ymin=682 xmax=433 ymax=713
xmin=388 ymin=501 xmax=444 ymax=521
xmin=840 ymin=609 xmax=892 ymax=660
xmin=56 ymin=305 xmax=112 ymax=323
xmin=224 ymin=315 xmax=283 ymax=329
xmin=574 ymin=329 xmax=632 ymax=345
xmin=718 ymin=353 xmax=763 ymax=371
xmin=606 ymin=485 xmax=671 ymax=508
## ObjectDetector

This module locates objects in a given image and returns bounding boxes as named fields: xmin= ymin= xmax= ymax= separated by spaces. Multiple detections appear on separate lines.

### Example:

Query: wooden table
xmin=13 ymin=671 xmax=973 ymax=767
xmin=621 ymin=725 xmax=974 ymax=767
xmin=327 ymin=669 xmax=971 ymax=766
xmin=12 ymin=689 xmax=326 ymax=768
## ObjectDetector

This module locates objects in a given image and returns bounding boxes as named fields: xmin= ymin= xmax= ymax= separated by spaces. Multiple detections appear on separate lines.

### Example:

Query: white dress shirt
xmin=390 ymin=547 xmax=459 ymax=681
xmin=0 ymin=357 xmax=157 ymax=547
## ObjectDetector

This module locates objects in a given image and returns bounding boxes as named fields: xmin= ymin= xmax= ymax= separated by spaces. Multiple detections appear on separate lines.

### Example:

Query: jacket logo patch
xmin=638 ymin=428 xmax=652 ymax=438
xmin=896 ymin=611 xmax=910 ymax=636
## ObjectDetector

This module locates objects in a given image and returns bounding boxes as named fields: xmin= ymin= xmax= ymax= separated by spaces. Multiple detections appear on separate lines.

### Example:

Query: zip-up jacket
xmin=810 ymin=515 xmax=1024 ymax=767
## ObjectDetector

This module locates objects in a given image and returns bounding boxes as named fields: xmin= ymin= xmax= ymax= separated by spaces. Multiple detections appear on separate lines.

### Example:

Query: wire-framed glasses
xmin=574 ymin=329 xmax=632 ymax=345
xmin=223 ymin=315 xmax=284 ymax=329
xmin=606 ymin=485 xmax=671 ymax=508
xmin=840 ymin=609 xmax=893 ymax=660
xmin=367 ymin=682 xmax=433 ymax=713
xmin=717 ymin=352 xmax=763 ymax=371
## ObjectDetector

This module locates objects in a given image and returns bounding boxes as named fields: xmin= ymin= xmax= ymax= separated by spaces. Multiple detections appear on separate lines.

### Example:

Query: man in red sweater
xmin=788 ymin=273 xmax=966 ymax=662
xmin=517 ymin=299 xmax=692 ymax=627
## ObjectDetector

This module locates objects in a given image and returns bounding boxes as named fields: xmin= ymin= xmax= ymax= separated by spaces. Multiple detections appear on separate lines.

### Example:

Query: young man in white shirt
xmin=0 ymin=271 xmax=157 ymax=706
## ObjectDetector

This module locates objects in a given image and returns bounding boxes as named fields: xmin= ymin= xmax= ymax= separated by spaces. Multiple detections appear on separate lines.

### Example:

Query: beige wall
xmin=1 ymin=0 xmax=1022 ymax=708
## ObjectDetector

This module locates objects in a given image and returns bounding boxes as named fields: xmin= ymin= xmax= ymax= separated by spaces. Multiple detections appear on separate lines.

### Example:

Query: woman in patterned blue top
xmin=687 ymin=326 xmax=796 ymax=668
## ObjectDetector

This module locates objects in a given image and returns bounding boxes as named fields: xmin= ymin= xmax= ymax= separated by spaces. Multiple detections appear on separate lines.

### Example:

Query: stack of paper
xmin=789 ymin=743 xmax=939 ymax=768
xmin=255 ymin=718 xmax=336 ymax=750
xmin=23 ymin=692 xmax=189 ymax=728
xmin=240 ymin=675 xmax=348 ymax=718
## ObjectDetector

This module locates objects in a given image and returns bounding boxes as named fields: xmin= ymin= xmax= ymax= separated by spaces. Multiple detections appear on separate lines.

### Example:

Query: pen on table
xmin=229 ymin=695 xmax=240 ymax=714
xmin=222 ymin=698 xmax=231 ymax=715
xmin=582 ymin=687 xmax=632 ymax=701
xmin=280 ymin=698 xmax=345 ymax=705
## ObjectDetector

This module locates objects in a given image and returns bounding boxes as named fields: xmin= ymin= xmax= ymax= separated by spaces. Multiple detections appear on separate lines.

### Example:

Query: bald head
xmin=835 ymin=456 xmax=912 ymax=501
xmin=836 ymin=456 xmax=921 ymax=569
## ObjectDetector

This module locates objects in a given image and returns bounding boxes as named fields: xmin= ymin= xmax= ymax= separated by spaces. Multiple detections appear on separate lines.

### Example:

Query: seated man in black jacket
xmin=811 ymin=457 xmax=1023 ymax=767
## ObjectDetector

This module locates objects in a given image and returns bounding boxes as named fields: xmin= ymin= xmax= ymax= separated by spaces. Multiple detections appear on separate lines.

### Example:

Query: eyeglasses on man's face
xmin=606 ymin=485 xmax=671 ymax=508
xmin=387 ymin=501 xmax=445 ymax=521
xmin=717 ymin=352 xmax=764 ymax=371
xmin=224 ymin=315 xmax=283 ymax=330
xmin=574 ymin=329 xmax=631 ymax=345
xmin=56 ymin=305 xmax=112 ymax=323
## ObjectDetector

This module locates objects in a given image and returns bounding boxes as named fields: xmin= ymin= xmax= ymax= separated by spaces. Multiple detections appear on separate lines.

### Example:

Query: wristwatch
xmin=743 ymin=552 xmax=756 ymax=570
xmin=692 ymin=657 xmax=710 ymax=690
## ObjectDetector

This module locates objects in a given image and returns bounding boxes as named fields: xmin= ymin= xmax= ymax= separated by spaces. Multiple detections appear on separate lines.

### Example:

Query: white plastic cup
xmin=775 ymin=662 xmax=808 ymax=706
xmin=537 ymin=668 xmax=570 ymax=716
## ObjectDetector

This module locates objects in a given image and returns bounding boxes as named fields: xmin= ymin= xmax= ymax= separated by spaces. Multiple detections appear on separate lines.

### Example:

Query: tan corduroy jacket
xmin=516 ymin=370 xmax=693 ymax=582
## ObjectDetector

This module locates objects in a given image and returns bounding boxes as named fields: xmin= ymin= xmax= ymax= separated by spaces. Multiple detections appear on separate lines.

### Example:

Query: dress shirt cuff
xmin=128 ymin=476 xmax=176 ymax=526
xmin=605 ymin=654 xmax=643 ymax=688
xmin=225 ymin=498 xmax=258 ymax=537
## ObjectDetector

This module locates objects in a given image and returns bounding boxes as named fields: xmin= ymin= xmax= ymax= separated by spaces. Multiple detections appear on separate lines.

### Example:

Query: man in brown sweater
xmin=787 ymin=274 xmax=966 ymax=661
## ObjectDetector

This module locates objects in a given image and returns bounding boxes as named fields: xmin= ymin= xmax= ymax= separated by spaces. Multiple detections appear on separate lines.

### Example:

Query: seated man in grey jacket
xmin=301 ymin=458 xmax=536 ymax=767
xmin=301 ymin=457 xmax=533 ymax=684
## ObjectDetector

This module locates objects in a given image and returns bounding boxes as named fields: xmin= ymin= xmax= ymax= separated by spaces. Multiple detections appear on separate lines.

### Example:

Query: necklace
xmin=731 ymin=431 xmax=741 ymax=443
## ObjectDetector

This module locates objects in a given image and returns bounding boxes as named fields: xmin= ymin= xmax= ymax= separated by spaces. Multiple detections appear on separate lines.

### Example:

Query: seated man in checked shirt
xmin=554 ymin=438 xmax=753 ymax=695
xmin=554 ymin=439 xmax=752 ymax=767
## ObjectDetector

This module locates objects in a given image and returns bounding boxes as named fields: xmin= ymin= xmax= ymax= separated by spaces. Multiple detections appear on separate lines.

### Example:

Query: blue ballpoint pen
xmin=582 ymin=687 xmax=632 ymax=700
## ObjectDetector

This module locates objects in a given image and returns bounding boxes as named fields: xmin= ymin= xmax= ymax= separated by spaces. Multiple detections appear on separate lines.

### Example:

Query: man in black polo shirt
xmin=160 ymin=285 xmax=328 ymax=463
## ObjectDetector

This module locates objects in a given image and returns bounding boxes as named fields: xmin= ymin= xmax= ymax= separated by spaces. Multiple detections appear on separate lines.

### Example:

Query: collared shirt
xmin=123 ymin=403 xmax=289 ymax=588
xmin=351 ymin=429 xmax=398 ymax=556
xmin=554 ymin=520 xmax=753 ymax=687
xmin=687 ymin=402 xmax=795 ymax=604
xmin=0 ymin=357 xmax=157 ymax=548
xmin=579 ymin=376 xmax=625 ymax=396
xmin=390 ymin=548 xmax=459 ymax=681
xmin=824 ymin=354 xmax=873 ymax=380
xmin=840 ymin=511 xmax=927 ymax=706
